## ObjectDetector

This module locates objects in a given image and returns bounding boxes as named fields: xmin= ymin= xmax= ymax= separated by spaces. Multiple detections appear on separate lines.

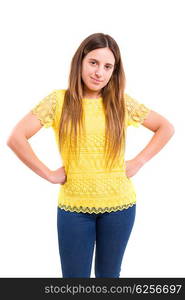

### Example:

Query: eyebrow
xmin=88 ymin=58 xmax=114 ymax=66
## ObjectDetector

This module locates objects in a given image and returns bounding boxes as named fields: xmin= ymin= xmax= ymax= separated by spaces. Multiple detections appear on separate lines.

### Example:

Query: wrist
xmin=45 ymin=168 xmax=53 ymax=181
xmin=134 ymin=156 xmax=146 ymax=167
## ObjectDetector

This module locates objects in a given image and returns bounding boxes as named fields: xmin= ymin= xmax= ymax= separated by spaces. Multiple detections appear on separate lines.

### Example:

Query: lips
xmin=91 ymin=77 xmax=102 ymax=83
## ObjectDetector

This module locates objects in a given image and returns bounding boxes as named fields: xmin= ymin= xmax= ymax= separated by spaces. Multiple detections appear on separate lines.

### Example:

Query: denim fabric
xmin=57 ymin=204 xmax=136 ymax=278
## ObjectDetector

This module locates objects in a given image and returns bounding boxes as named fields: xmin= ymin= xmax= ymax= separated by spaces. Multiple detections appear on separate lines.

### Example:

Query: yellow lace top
xmin=31 ymin=89 xmax=151 ymax=214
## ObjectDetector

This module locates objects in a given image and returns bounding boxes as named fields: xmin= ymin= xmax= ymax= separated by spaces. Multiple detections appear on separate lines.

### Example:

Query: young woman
xmin=7 ymin=33 xmax=175 ymax=278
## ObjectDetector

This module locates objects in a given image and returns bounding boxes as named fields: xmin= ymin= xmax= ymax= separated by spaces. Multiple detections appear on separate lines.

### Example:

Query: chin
xmin=87 ymin=84 xmax=100 ymax=91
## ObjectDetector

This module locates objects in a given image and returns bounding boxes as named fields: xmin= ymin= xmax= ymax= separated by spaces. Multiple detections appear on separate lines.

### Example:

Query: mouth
xmin=91 ymin=77 xmax=102 ymax=83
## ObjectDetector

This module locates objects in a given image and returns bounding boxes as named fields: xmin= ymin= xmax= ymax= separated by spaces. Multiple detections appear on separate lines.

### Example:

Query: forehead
xmin=85 ymin=48 xmax=115 ymax=64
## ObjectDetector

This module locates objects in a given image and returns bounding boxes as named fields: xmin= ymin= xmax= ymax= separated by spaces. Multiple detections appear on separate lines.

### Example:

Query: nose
xmin=94 ymin=73 xmax=103 ymax=81
xmin=95 ymin=66 xmax=104 ymax=78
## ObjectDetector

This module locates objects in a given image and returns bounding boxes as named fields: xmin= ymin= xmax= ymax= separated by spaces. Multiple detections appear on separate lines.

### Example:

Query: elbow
xmin=6 ymin=133 xmax=25 ymax=148
xmin=6 ymin=135 xmax=16 ymax=148
xmin=168 ymin=123 xmax=175 ymax=136
xmin=159 ymin=121 xmax=175 ymax=136
xmin=6 ymin=135 xmax=13 ymax=146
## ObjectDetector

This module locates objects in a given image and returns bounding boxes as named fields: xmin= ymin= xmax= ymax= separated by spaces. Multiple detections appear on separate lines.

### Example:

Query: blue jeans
xmin=57 ymin=204 xmax=136 ymax=278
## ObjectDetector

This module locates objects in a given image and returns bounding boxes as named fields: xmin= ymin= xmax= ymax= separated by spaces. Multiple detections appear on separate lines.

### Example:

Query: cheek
xmin=103 ymin=74 xmax=111 ymax=84
xmin=81 ymin=69 xmax=88 ymax=82
xmin=82 ymin=65 xmax=91 ymax=79
xmin=107 ymin=72 xmax=113 ymax=82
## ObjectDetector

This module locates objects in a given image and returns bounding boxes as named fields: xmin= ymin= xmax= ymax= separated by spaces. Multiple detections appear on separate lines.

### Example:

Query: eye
xmin=89 ymin=61 xmax=112 ymax=69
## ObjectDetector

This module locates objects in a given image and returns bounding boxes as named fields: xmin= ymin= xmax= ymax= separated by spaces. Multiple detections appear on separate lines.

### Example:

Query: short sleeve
xmin=125 ymin=93 xmax=151 ymax=128
xmin=31 ymin=89 xmax=57 ymax=128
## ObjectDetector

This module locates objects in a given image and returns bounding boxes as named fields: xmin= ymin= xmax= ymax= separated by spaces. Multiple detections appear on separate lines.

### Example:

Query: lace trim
xmin=58 ymin=202 xmax=136 ymax=214
xmin=125 ymin=93 xmax=151 ymax=127
xmin=31 ymin=89 xmax=57 ymax=128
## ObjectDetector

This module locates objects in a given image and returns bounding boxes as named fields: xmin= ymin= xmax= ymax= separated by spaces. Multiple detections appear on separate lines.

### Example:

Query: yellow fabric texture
xmin=31 ymin=89 xmax=151 ymax=214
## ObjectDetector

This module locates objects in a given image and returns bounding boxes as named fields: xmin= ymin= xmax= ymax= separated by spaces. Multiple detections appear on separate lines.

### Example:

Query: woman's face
xmin=81 ymin=47 xmax=115 ymax=98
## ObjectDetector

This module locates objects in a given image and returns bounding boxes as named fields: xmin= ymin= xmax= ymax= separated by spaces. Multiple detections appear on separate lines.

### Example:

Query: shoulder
xmin=57 ymin=89 xmax=67 ymax=96
xmin=56 ymin=89 xmax=67 ymax=104
xmin=124 ymin=92 xmax=139 ymax=109
xmin=54 ymin=89 xmax=67 ymax=122
xmin=57 ymin=89 xmax=67 ymax=95
xmin=123 ymin=92 xmax=152 ymax=128
xmin=53 ymin=89 xmax=66 ymax=107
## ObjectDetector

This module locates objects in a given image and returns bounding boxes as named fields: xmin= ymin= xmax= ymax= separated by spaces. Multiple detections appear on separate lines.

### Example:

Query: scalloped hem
xmin=57 ymin=202 xmax=136 ymax=214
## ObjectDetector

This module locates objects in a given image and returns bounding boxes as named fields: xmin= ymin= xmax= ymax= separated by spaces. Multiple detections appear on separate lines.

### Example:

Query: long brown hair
xmin=58 ymin=33 xmax=127 ymax=172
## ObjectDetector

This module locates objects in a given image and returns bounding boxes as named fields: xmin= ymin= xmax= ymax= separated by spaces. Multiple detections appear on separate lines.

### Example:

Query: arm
xmin=125 ymin=110 xmax=175 ymax=177
xmin=7 ymin=111 xmax=52 ymax=181
xmin=6 ymin=111 xmax=66 ymax=183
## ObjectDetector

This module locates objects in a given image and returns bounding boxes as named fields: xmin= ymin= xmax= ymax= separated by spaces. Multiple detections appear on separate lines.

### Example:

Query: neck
xmin=83 ymin=88 xmax=102 ymax=99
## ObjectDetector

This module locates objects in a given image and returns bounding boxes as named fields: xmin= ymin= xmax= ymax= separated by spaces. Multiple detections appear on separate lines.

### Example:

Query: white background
xmin=1 ymin=0 xmax=184 ymax=277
